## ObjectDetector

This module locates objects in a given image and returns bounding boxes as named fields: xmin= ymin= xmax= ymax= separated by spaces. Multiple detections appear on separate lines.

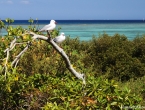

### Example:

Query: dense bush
xmin=15 ymin=34 xmax=145 ymax=81
xmin=0 ymin=73 xmax=142 ymax=109
xmin=83 ymin=34 xmax=145 ymax=81
xmin=0 ymin=19 xmax=145 ymax=109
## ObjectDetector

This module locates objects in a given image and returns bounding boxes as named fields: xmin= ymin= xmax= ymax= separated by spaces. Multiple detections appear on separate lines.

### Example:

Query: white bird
xmin=53 ymin=32 xmax=66 ymax=44
xmin=39 ymin=20 xmax=57 ymax=32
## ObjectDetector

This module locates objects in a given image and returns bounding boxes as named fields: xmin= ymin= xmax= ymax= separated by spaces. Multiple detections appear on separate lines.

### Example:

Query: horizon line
xmin=1 ymin=19 xmax=144 ymax=20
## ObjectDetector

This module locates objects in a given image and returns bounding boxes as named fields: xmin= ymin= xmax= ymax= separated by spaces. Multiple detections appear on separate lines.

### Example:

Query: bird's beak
xmin=55 ymin=21 xmax=57 ymax=24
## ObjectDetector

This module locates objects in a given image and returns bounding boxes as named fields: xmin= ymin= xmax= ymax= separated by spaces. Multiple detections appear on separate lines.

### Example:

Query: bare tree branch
xmin=9 ymin=42 xmax=24 ymax=51
xmin=3 ymin=37 xmax=28 ymax=77
xmin=3 ymin=38 xmax=17 ymax=78
xmin=29 ymin=31 xmax=86 ymax=84
xmin=4 ymin=38 xmax=17 ymax=53
xmin=4 ymin=50 xmax=9 ymax=79
xmin=3 ymin=31 xmax=86 ymax=84
xmin=11 ymin=41 xmax=31 ymax=67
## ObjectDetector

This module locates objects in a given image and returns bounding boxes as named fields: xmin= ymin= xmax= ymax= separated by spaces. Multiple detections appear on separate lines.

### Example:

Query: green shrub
xmin=0 ymin=73 xmax=142 ymax=109
xmin=0 ymin=19 xmax=145 ymax=109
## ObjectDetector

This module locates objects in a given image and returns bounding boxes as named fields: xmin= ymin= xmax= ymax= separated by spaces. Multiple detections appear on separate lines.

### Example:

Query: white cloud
xmin=0 ymin=0 xmax=13 ymax=4
xmin=6 ymin=0 xmax=13 ymax=4
xmin=21 ymin=0 xmax=30 ymax=4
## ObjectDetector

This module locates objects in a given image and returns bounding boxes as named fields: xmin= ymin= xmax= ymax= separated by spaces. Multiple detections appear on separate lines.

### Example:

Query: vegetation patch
xmin=0 ymin=18 xmax=145 ymax=109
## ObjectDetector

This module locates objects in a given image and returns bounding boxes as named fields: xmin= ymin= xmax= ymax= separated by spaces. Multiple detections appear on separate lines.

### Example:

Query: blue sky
xmin=0 ymin=0 xmax=145 ymax=20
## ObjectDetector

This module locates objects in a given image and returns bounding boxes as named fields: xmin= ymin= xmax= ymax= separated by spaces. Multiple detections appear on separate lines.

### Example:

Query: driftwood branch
xmin=11 ymin=41 xmax=31 ymax=67
xmin=3 ymin=37 xmax=28 ymax=76
xmin=3 ymin=38 xmax=17 ymax=78
xmin=29 ymin=31 xmax=86 ymax=84
xmin=3 ymin=31 xmax=86 ymax=84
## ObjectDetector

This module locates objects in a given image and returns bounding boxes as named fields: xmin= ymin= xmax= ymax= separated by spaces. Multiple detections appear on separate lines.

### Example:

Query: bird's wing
xmin=53 ymin=36 xmax=60 ymax=42
xmin=53 ymin=35 xmax=65 ymax=43
xmin=39 ymin=24 xmax=51 ymax=31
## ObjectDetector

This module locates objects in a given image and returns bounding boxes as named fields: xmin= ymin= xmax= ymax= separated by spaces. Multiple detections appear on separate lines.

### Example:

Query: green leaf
xmin=111 ymin=102 xmax=117 ymax=105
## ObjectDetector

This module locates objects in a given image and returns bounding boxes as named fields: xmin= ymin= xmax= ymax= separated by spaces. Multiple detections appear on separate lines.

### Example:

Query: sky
xmin=0 ymin=0 xmax=145 ymax=20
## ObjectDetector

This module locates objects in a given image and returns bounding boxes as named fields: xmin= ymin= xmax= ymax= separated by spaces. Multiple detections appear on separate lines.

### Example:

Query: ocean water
xmin=1 ymin=20 xmax=145 ymax=41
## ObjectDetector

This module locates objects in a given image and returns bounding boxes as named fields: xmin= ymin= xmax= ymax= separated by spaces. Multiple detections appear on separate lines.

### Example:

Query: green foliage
xmin=6 ymin=25 xmax=25 ymax=36
xmin=0 ymin=20 xmax=5 ymax=29
xmin=0 ymin=73 xmax=142 ymax=109
xmin=119 ymin=76 xmax=145 ymax=105
xmin=51 ymin=27 xmax=61 ymax=38
xmin=28 ymin=18 xmax=41 ymax=32
xmin=5 ymin=18 xmax=14 ymax=26
xmin=0 ymin=18 xmax=145 ymax=109
xmin=84 ymin=34 xmax=145 ymax=81
xmin=28 ymin=17 xmax=34 ymax=25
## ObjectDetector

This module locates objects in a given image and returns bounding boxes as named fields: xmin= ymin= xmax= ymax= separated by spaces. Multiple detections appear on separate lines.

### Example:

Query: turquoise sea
xmin=1 ymin=20 xmax=145 ymax=41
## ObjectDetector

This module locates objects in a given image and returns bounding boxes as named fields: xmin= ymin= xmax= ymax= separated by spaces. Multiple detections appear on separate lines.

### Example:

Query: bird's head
xmin=61 ymin=32 xmax=65 ymax=36
xmin=50 ymin=20 xmax=57 ymax=24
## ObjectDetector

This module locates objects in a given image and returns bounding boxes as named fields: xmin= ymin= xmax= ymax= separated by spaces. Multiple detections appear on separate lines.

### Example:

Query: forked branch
xmin=3 ymin=31 xmax=86 ymax=84
xmin=29 ymin=31 xmax=86 ymax=84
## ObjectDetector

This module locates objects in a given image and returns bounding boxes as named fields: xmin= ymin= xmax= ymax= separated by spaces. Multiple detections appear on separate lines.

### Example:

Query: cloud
xmin=0 ymin=0 xmax=13 ymax=4
xmin=6 ymin=0 xmax=13 ymax=4
xmin=21 ymin=0 xmax=30 ymax=4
